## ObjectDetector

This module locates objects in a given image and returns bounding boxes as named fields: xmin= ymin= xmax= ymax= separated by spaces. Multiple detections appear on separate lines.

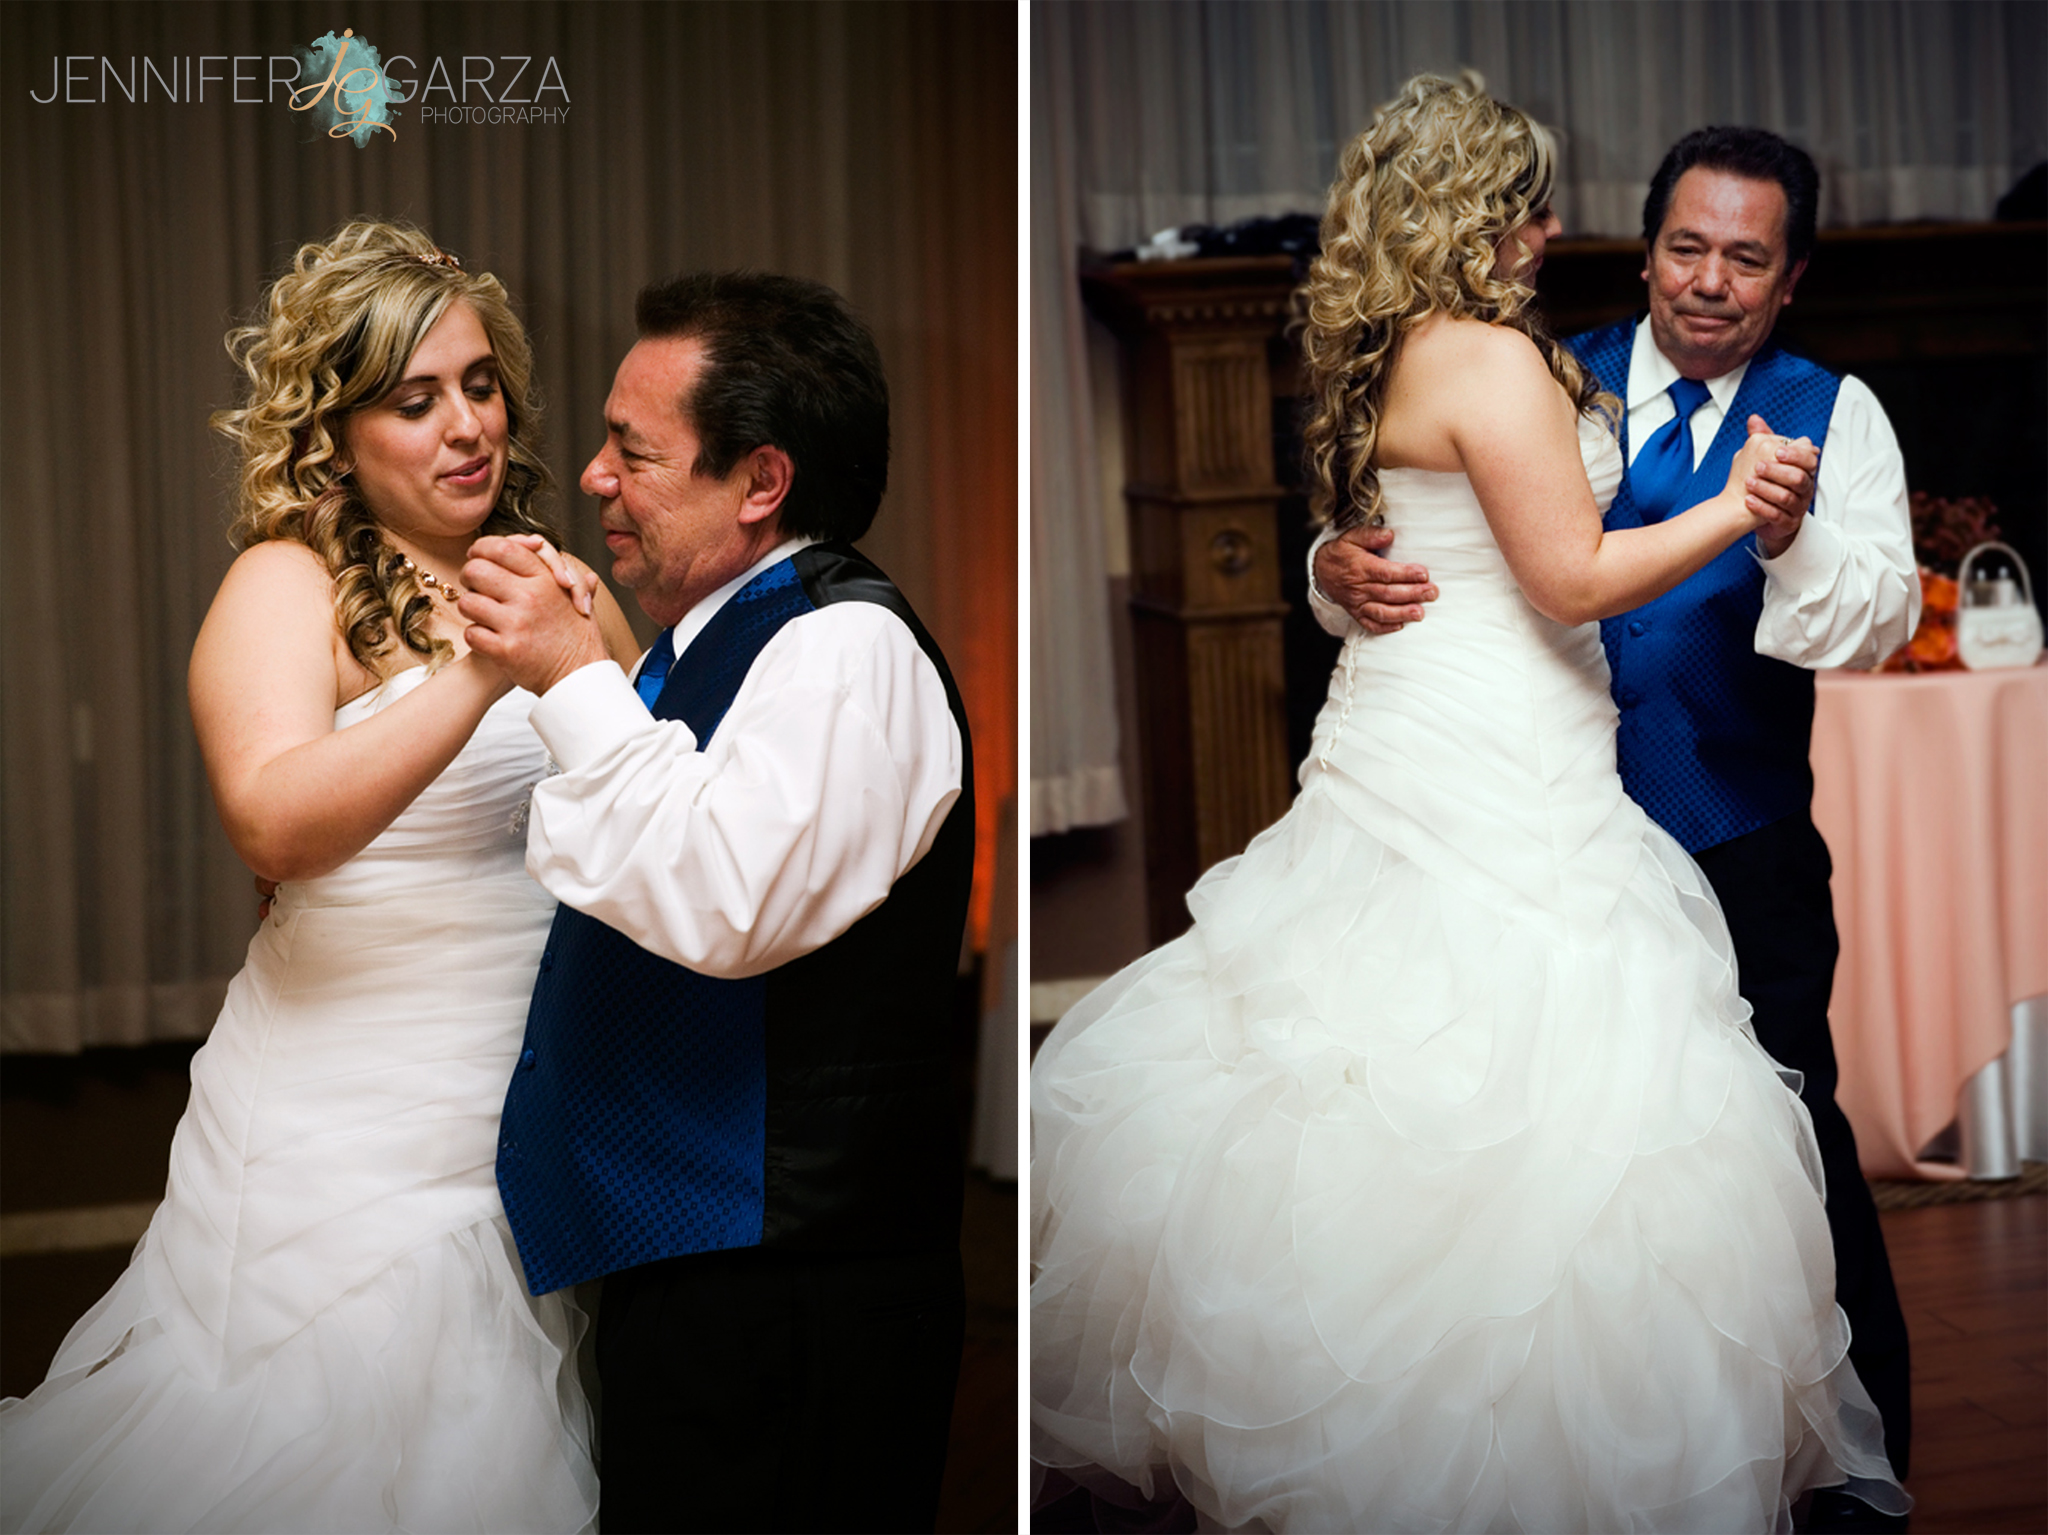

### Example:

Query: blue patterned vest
xmin=1565 ymin=319 xmax=1840 ymax=854
xmin=497 ymin=543 xmax=975 ymax=1296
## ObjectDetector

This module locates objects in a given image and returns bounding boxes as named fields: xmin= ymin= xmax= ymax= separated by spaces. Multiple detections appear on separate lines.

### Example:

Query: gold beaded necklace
xmin=391 ymin=551 xmax=464 ymax=604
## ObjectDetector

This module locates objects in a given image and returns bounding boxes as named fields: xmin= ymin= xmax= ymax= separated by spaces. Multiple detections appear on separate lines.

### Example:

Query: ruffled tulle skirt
xmin=1 ymin=873 xmax=596 ymax=1533
xmin=1030 ymin=769 xmax=1907 ymax=1533
xmin=1 ymin=1216 xmax=594 ymax=1534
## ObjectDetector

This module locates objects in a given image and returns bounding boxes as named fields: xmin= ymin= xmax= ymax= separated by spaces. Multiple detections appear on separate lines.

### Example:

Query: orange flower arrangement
xmin=1894 ymin=571 xmax=1961 ymax=671
xmin=1881 ymin=494 xmax=2000 ymax=673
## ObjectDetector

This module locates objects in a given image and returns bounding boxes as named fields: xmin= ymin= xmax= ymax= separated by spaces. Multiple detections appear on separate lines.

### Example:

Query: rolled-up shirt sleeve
xmin=1753 ymin=375 xmax=1921 ymax=671
xmin=1304 ymin=524 xmax=1364 ymax=640
xmin=523 ymin=604 xmax=963 ymax=979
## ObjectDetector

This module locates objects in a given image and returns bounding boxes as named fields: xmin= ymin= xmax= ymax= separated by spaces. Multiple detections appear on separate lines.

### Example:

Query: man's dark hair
xmin=1642 ymin=126 xmax=1820 ymax=267
xmin=634 ymin=271 xmax=890 ymax=542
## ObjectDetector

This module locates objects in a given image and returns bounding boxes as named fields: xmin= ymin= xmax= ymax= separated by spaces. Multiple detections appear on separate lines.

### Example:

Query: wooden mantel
xmin=1082 ymin=256 xmax=1300 ymax=942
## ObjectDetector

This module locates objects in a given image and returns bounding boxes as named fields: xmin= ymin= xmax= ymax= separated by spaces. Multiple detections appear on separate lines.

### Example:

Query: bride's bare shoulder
xmin=1400 ymin=314 xmax=1546 ymax=373
xmin=196 ymin=538 xmax=354 ymax=692
xmin=219 ymin=536 xmax=333 ymax=598
xmin=1384 ymin=319 xmax=1552 ymax=451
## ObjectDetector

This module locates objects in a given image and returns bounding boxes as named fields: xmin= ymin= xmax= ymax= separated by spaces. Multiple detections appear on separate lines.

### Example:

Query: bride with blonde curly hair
xmin=1 ymin=220 xmax=637 ymax=1533
xmin=1031 ymin=74 xmax=1906 ymax=1533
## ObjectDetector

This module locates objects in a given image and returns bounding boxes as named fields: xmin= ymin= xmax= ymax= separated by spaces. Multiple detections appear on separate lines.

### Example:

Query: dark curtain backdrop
xmin=0 ymin=0 xmax=1017 ymax=1051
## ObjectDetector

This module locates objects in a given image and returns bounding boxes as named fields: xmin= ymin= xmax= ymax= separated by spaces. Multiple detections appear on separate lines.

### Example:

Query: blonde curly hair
xmin=211 ymin=219 xmax=555 ymax=673
xmin=1300 ymin=72 xmax=1613 ymax=530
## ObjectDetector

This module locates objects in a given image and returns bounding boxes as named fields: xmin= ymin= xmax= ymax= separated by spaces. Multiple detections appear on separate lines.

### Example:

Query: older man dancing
xmin=462 ymin=273 xmax=973 ymax=1534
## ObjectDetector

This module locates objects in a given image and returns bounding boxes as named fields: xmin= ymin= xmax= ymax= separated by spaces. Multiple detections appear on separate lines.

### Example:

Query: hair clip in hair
xmin=413 ymin=249 xmax=462 ymax=270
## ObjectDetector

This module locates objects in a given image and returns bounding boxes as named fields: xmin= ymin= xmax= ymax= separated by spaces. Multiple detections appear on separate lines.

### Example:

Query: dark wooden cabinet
xmin=1082 ymin=258 xmax=1300 ymax=942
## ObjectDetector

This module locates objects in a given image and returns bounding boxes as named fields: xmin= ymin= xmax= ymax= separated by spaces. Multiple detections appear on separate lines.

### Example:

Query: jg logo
xmin=290 ymin=28 xmax=396 ymax=144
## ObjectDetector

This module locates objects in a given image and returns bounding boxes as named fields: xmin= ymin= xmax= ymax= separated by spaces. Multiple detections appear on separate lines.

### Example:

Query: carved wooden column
xmin=1083 ymin=256 xmax=1298 ymax=942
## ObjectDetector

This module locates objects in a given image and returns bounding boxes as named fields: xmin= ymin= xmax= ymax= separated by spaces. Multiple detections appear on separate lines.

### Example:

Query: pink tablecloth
xmin=1811 ymin=663 xmax=2048 ymax=1179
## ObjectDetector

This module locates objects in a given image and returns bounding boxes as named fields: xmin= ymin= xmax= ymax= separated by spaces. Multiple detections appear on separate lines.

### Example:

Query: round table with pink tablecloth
xmin=1810 ymin=661 xmax=2048 ymax=1180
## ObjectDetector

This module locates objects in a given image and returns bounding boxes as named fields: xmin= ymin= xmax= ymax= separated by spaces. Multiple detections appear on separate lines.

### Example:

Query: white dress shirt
xmin=1308 ymin=317 xmax=1921 ymax=671
xmin=523 ymin=537 xmax=965 ymax=980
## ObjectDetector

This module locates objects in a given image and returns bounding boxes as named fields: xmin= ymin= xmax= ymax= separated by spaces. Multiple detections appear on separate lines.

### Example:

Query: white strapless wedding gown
xmin=1030 ymin=422 xmax=1907 ymax=1534
xmin=1 ymin=672 xmax=597 ymax=1534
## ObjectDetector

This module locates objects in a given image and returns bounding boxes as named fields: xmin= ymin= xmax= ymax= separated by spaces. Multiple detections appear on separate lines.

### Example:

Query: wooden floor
xmin=1878 ymin=1196 xmax=2047 ymax=1534
xmin=940 ymin=1171 xmax=1021 ymax=1534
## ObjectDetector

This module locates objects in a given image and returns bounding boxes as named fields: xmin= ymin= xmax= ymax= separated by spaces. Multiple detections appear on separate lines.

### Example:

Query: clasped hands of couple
xmin=456 ymin=533 xmax=614 ymax=697
xmin=1325 ymin=413 xmax=1820 ymax=635
xmin=251 ymin=537 xmax=603 ymax=922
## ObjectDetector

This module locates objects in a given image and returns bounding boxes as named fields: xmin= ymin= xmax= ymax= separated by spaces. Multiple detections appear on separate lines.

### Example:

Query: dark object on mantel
xmin=1182 ymin=213 xmax=1321 ymax=267
xmin=1101 ymin=213 xmax=1322 ymax=273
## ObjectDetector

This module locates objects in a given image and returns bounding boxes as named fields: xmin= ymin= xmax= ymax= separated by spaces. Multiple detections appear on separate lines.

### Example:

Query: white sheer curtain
xmin=1031 ymin=1 xmax=1129 ymax=836
xmin=1031 ymin=0 xmax=2048 ymax=818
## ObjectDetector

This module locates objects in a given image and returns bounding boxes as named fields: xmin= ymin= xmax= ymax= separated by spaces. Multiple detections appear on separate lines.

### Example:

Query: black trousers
xmin=1694 ymin=813 xmax=1912 ymax=1477
xmin=594 ymin=1242 xmax=965 ymax=1534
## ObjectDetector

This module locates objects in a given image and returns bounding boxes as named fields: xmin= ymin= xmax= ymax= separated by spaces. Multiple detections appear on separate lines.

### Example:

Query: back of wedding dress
xmin=1030 ymin=418 xmax=1907 ymax=1533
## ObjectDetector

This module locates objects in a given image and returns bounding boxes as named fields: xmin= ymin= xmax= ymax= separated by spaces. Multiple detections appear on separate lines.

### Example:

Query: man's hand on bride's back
xmin=1734 ymin=414 xmax=1819 ymax=559
xmin=1314 ymin=525 xmax=1438 ymax=635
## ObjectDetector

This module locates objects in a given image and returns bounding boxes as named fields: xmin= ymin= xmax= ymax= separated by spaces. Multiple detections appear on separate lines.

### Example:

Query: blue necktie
xmin=1630 ymin=377 xmax=1713 ymax=523
xmin=633 ymin=627 xmax=676 ymax=710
